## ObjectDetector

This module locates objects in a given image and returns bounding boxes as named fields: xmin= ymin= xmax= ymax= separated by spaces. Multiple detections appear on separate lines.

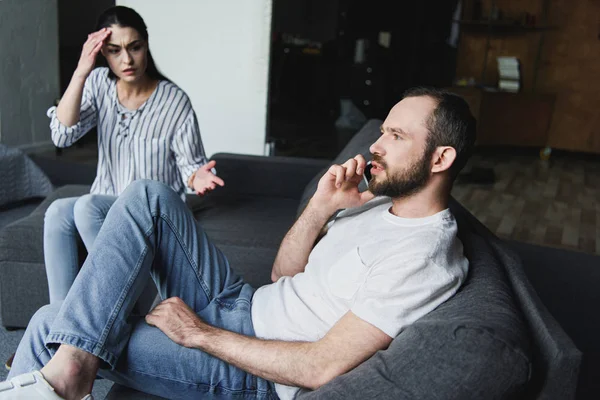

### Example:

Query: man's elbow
xmin=304 ymin=364 xmax=345 ymax=390
xmin=304 ymin=375 xmax=329 ymax=391
xmin=270 ymin=270 xmax=280 ymax=283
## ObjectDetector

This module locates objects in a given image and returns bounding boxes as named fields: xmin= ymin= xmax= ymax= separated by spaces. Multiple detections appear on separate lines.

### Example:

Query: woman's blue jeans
xmin=11 ymin=180 xmax=278 ymax=399
xmin=44 ymin=194 xmax=117 ymax=303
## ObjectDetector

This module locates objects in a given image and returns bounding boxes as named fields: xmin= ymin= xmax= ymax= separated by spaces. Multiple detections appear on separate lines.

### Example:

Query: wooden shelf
xmin=448 ymin=87 xmax=556 ymax=147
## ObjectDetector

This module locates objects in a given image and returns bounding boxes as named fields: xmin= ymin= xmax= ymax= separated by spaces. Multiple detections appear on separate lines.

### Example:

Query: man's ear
xmin=431 ymin=146 xmax=457 ymax=173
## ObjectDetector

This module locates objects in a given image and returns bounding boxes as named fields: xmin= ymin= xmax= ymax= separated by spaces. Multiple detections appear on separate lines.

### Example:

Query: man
xmin=1 ymin=87 xmax=476 ymax=400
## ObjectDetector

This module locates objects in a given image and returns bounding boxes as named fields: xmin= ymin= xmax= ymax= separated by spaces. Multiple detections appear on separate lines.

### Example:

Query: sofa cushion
xmin=192 ymin=194 xmax=299 ymax=288
xmin=511 ymin=240 xmax=600 ymax=398
xmin=299 ymin=200 xmax=533 ymax=399
xmin=450 ymin=200 xmax=581 ymax=399
xmin=297 ymin=119 xmax=382 ymax=215
xmin=0 ymin=200 xmax=41 ymax=230
xmin=0 ymin=185 xmax=91 ymax=327
xmin=0 ymin=185 xmax=91 ymax=265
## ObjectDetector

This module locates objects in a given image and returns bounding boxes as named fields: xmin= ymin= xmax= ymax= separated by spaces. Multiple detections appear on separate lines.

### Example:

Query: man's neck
xmin=389 ymin=185 xmax=449 ymax=218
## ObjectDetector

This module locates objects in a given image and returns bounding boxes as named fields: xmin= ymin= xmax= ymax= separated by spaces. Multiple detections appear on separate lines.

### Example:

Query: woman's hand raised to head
xmin=74 ymin=28 xmax=111 ymax=80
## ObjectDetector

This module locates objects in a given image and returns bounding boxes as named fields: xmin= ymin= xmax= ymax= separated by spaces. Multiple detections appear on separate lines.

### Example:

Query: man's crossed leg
xmin=6 ymin=180 xmax=276 ymax=399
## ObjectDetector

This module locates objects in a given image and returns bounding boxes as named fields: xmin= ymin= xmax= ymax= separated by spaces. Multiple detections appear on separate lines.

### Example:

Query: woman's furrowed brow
xmin=106 ymin=40 xmax=143 ymax=48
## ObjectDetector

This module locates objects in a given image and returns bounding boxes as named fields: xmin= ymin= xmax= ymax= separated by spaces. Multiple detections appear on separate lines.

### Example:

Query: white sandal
xmin=0 ymin=371 xmax=92 ymax=400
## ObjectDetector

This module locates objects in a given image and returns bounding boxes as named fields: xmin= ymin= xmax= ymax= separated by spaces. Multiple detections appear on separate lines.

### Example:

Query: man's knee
xmin=123 ymin=179 xmax=180 ymax=203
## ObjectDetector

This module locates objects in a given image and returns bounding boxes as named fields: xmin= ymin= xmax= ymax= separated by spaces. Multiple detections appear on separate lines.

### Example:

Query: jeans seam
xmin=70 ymin=204 xmax=211 ymax=367
xmin=155 ymin=210 xmax=213 ymax=302
xmin=94 ymin=225 xmax=153 ymax=361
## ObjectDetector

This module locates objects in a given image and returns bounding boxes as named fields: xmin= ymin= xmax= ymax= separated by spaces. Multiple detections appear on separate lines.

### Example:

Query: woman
xmin=44 ymin=6 xmax=224 ymax=304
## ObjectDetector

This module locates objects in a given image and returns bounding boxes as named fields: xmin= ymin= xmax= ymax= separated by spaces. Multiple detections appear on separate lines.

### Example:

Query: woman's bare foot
xmin=40 ymin=345 xmax=100 ymax=400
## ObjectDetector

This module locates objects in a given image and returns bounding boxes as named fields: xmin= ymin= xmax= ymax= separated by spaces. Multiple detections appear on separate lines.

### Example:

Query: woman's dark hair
xmin=95 ymin=6 xmax=169 ymax=82
xmin=402 ymin=87 xmax=477 ymax=180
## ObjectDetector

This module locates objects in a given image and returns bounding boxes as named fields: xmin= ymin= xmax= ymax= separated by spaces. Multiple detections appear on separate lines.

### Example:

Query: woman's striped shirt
xmin=47 ymin=67 xmax=207 ymax=199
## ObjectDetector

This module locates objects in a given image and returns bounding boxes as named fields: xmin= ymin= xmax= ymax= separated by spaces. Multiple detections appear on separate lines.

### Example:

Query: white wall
xmin=118 ymin=0 xmax=272 ymax=157
xmin=0 ymin=0 xmax=60 ymax=150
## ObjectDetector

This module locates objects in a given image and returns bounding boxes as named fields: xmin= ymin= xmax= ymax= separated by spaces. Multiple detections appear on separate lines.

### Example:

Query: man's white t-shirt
xmin=251 ymin=197 xmax=468 ymax=399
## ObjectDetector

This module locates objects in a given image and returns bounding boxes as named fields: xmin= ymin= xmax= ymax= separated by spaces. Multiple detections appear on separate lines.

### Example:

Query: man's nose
xmin=369 ymin=138 xmax=384 ymax=155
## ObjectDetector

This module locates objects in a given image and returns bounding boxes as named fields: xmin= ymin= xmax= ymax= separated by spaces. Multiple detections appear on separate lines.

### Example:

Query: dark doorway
xmin=267 ymin=0 xmax=460 ymax=159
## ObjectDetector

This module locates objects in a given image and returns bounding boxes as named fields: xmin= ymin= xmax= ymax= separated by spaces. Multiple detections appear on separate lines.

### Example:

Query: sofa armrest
xmin=208 ymin=153 xmax=329 ymax=200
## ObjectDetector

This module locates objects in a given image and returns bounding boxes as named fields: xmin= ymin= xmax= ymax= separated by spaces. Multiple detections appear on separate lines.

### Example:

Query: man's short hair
xmin=402 ymin=87 xmax=477 ymax=179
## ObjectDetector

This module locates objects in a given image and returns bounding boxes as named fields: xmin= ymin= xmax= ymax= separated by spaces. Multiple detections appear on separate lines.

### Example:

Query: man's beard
xmin=368 ymin=152 xmax=432 ymax=199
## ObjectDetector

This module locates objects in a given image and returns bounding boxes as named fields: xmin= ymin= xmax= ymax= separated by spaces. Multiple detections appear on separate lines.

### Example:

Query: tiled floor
xmin=452 ymin=150 xmax=600 ymax=256
xmin=37 ymin=145 xmax=600 ymax=256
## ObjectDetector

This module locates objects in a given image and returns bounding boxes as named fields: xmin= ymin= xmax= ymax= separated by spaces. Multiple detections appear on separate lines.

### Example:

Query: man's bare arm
xmin=271 ymin=201 xmax=333 ymax=282
xmin=146 ymin=298 xmax=392 ymax=390
xmin=271 ymin=155 xmax=374 ymax=282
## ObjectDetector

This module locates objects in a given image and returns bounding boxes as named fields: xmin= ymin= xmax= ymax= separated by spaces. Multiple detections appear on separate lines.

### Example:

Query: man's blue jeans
xmin=9 ymin=180 xmax=278 ymax=399
xmin=44 ymin=194 xmax=117 ymax=303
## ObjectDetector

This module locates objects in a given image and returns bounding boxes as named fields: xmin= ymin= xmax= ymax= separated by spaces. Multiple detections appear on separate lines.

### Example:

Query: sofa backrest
xmin=450 ymin=200 xmax=582 ymax=399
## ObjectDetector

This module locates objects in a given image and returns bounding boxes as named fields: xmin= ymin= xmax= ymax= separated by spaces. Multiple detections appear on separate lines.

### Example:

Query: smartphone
xmin=363 ymin=161 xmax=373 ymax=185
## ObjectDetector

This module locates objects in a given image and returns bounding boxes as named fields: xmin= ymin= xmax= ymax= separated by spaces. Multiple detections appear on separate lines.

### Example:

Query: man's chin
xmin=368 ymin=179 xmax=386 ymax=197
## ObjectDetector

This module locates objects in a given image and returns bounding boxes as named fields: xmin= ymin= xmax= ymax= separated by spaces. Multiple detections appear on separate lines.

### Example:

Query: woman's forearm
xmin=55 ymin=73 xmax=88 ymax=127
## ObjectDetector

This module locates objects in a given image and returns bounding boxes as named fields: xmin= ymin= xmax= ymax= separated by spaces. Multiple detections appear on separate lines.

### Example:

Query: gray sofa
xmin=0 ymin=120 xmax=588 ymax=399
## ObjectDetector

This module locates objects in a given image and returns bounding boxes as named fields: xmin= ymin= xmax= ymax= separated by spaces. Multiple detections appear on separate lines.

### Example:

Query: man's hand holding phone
xmin=311 ymin=154 xmax=375 ymax=215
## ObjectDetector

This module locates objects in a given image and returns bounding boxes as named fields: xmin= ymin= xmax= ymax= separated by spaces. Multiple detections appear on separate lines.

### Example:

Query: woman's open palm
xmin=193 ymin=160 xmax=225 ymax=196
